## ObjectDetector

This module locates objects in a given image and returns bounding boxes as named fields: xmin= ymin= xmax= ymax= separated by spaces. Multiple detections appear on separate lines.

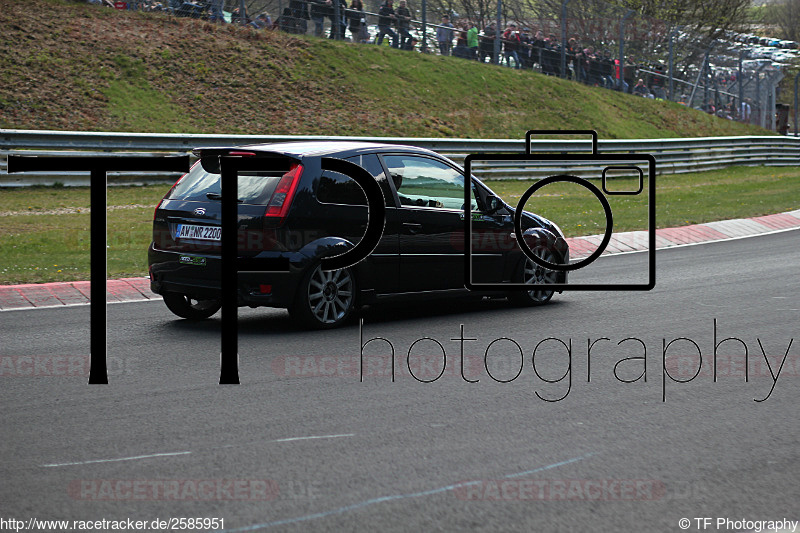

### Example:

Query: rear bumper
xmin=148 ymin=244 xmax=306 ymax=308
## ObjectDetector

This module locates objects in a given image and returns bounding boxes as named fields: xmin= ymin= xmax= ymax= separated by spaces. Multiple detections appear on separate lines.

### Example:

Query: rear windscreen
xmin=167 ymin=162 xmax=286 ymax=205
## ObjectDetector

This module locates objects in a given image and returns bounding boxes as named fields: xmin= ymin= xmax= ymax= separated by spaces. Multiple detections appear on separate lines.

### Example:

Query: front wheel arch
xmin=507 ymin=246 xmax=562 ymax=306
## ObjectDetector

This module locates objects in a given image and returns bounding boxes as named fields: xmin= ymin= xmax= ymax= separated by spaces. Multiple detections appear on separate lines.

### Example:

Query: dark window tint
xmin=314 ymin=154 xmax=391 ymax=207
xmin=316 ymin=171 xmax=368 ymax=205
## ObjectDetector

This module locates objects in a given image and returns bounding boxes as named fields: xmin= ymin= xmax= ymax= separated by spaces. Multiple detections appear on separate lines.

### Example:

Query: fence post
xmin=618 ymin=10 xmax=633 ymax=91
xmin=668 ymin=27 xmax=677 ymax=101
xmin=769 ymin=72 xmax=783 ymax=131
xmin=421 ymin=0 xmax=427 ymax=52
xmin=333 ymin=0 xmax=341 ymax=39
xmin=755 ymin=65 xmax=763 ymax=128
xmin=493 ymin=0 xmax=502 ymax=65
xmin=703 ymin=56 xmax=709 ymax=110
xmin=764 ymin=74 xmax=775 ymax=131
xmin=794 ymin=72 xmax=799 ymax=136
xmin=738 ymin=49 xmax=744 ymax=118
xmin=688 ymin=46 xmax=711 ymax=108
xmin=560 ymin=0 xmax=569 ymax=79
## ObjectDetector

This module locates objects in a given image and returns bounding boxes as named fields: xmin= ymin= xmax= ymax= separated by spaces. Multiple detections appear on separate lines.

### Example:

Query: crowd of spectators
xmin=84 ymin=0 xmax=759 ymax=117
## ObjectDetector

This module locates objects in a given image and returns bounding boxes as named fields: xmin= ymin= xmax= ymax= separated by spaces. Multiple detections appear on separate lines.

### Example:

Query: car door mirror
xmin=483 ymin=194 xmax=503 ymax=214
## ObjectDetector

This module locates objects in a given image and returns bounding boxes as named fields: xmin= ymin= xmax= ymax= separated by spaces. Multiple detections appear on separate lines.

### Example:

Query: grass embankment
xmin=1 ymin=166 xmax=798 ymax=284
xmin=0 ymin=0 xmax=773 ymax=139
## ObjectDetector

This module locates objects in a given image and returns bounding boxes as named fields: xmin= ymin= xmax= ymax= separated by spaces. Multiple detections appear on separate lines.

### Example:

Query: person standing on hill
xmin=289 ymin=0 xmax=309 ymax=33
xmin=633 ymin=78 xmax=650 ymax=97
xmin=396 ymin=0 xmax=413 ymax=50
xmin=502 ymin=23 xmax=521 ymax=69
xmin=480 ymin=22 xmax=496 ymax=63
xmin=467 ymin=22 xmax=479 ymax=60
xmin=436 ymin=15 xmax=455 ymax=56
xmin=309 ymin=0 xmax=330 ymax=37
xmin=208 ymin=0 xmax=225 ymax=23
xmin=377 ymin=0 xmax=399 ymax=48
xmin=348 ymin=0 xmax=366 ymax=42
xmin=740 ymin=98 xmax=752 ymax=122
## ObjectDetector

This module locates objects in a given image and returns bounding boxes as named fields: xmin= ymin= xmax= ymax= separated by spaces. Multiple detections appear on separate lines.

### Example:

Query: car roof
xmin=228 ymin=141 xmax=440 ymax=158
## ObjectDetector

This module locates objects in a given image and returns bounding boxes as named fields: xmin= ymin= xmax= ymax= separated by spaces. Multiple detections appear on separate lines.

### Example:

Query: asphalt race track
xmin=1 ymin=231 xmax=799 ymax=532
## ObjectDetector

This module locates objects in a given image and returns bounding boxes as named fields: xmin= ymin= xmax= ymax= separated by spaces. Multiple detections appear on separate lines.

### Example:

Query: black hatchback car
xmin=149 ymin=141 xmax=569 ymax=328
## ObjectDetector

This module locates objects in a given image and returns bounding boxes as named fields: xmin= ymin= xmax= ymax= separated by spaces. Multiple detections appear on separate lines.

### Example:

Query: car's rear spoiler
xmin=191 ymin=148 xmax=301 ymax=174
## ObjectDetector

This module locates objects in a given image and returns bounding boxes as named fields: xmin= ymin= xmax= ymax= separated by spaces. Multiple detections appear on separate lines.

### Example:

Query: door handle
xmin=403 ymin=222 xmax=422 ymax=234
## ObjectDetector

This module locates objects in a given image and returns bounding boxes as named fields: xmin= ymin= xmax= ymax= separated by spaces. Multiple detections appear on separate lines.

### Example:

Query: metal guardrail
xmin=1 ymin=129 xmax=799 ymax=185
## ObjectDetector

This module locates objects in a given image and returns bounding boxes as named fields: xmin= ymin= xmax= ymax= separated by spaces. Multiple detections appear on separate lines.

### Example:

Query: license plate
xmin=175 ymin=224 xmax=221 ymax=241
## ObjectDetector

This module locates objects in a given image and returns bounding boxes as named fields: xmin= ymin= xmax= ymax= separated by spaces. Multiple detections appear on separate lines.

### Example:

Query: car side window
xmin=382 ymin=155 xmax=479 ymax=211
xmin=316 ymin=171 xmax=367 ymax=206
xmin=315 ymin=154 xmax=394 ymax=207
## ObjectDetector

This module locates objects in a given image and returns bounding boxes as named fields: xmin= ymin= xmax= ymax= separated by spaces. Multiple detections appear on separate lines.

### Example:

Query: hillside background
xmin=0 ymin=0 xmax=773 ymax=139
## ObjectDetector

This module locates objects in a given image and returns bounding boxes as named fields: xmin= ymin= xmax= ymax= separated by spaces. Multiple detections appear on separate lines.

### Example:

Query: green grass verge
xmin=1 ymin=165 xmax=799 ymax=284
xmin=485 ymin=165 xmax=800 ymax=237
xmin=0 ymin=0 xmax=774 ymax=139
xmin=0 ymin=185 xmax=170 ymax=284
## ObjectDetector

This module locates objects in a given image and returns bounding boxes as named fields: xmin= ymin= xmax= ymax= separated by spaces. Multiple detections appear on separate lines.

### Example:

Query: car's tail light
xmin=264 ymin=163 xmax=303 ymax=225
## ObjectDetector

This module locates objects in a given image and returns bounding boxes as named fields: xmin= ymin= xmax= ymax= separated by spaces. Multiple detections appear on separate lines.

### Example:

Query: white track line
xmin=270 ymin=434 xmax=355 ymax=443
xmin=42 ymin=451 xmax=191 ymax=467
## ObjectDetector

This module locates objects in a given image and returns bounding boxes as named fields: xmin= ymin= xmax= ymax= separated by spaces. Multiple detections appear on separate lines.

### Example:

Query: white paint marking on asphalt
xmin=42 ymin=451 xmax=191 ymax=467
xmin=220 ymin=453 xmax=594 ymax=532
xmin=0 ymin=297 xmax=162 ymax=313
xmin=270 ymin=433 xmax=355 ymax=443
xmin=502 ymin=453 xmax=595 ymax=478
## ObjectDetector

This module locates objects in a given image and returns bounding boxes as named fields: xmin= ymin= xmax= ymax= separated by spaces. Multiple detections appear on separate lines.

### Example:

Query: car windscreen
xmin=166 ymin=163 xmax=285 ymax=205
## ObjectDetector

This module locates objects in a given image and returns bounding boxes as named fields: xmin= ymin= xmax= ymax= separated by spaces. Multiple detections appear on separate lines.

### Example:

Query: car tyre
xmin=162 ymin=292 xmax=222 ymax=320
xmin=288 ymin=263 xmax=357 ymax=329
xmin=508 ymin=246 xmax=560 ymax=306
